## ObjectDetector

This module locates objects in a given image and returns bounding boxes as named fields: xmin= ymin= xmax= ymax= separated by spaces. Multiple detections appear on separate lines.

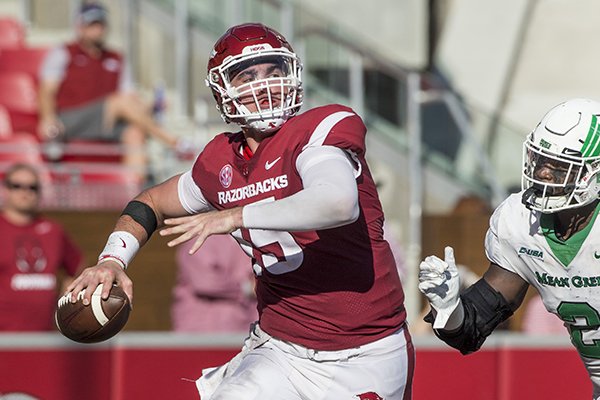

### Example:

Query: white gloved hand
xmin=418 ymin=246 xmax=462 ymax=329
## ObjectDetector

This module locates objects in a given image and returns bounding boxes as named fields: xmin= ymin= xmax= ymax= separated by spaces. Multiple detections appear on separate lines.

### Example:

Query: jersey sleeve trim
xmin=177 ymin=171 xmax=213 ymax=214
xmin=302 ymin=111 xmax=355 ymax=151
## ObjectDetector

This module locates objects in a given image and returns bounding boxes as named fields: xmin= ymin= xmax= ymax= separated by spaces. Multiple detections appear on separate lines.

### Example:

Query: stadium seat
xmin=0 ymin=47 xmax=50 ymax=82
xmin=0 ymin=71 xmax=38 ymax=113
xmin=45 ymin=162 xmax=142 ymax=210
xmin=0 ymin=104 xmax=12 ymax=138
xmin=58 ymin=140 xmax=124 ymax=163
xmin=0 ymin=132 xmax=43 ymax=164
xmin=0 ymin=71 xmax=39 ymax=134
xmin=0 ymin=17 xmax=25 ymax=50
xmin=41 ymin=140 xmax=124 ymax=163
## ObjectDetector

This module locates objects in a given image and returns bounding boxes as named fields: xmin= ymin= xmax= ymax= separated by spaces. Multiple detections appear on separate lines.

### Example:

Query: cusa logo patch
xmin=519 ymin=246 xmax=544 ymax=260
xmin=219 ymin=164 xmax=233 ymax=188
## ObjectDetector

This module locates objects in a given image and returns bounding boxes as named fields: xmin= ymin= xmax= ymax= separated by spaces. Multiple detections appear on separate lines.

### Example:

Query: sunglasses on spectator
xmin=5 ymin=181 xmax=40 ymax=193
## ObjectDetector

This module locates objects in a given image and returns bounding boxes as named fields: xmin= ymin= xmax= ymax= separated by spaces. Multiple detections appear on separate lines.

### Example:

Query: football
xmin=55 ymin=283 xmax=131 ymax=343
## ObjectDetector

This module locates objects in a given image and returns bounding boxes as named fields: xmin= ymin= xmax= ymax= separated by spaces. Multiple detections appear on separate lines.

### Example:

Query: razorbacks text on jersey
xmin=191 ymin=104 xmax=406 ymax=351
xmin=486 ymin=193 xmax=600 ymax=395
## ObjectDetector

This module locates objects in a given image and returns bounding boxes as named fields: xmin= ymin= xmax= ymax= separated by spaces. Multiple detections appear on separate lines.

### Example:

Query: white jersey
xmin=486 ymin=193 xmax=600 ymax=398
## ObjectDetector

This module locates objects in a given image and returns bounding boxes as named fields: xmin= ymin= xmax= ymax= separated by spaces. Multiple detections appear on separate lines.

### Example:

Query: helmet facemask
xmin=520 ymin=99 xmax=600 ymax=213
xmin=207 ymin=46 xmax=303 ymax=134
xmin=522 ymin=137 xmax=600 ymax=213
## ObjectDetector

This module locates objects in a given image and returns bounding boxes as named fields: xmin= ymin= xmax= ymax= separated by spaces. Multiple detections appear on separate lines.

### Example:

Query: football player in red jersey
xmin=66 ymin=23 xmax=414 ymax=399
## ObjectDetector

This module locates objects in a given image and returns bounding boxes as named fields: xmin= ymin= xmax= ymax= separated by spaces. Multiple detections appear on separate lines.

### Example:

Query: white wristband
xmin=433 ymin=299 xmax=465 ymax=331
xmin=98 ymin=231 xmax=140 ymax=270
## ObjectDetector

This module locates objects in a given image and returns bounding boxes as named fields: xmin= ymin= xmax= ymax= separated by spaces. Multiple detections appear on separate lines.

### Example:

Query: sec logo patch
xmin=219 ymin=164 xmax=233 ymax=188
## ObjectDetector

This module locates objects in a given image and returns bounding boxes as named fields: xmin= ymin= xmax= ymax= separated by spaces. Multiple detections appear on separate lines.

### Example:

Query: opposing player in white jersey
xmin=419 ymin=98 xmax=600 ymax=399
xmin=65 ymin=23 xmax=413 ymax=399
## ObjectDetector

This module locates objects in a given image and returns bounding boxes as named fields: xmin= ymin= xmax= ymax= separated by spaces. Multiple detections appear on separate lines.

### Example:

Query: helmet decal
xmin=581 ymin=115 xmax=600 ymax=157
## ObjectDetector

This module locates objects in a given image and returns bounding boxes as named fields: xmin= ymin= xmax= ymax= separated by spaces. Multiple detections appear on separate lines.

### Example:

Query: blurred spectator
xmin=171 ymin=235 xmax=257 ymax=333
xmin=0 ymin=163 xmax=82 ymax=331
xmin=37 ymin=2 xmax=186 ymax=179
xmin=521 ymin=293 xmax=567 ymax=335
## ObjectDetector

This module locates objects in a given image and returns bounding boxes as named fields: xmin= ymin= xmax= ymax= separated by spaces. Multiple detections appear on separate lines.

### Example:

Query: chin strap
xmin=521 ymin=187 xmax=537 ymax=210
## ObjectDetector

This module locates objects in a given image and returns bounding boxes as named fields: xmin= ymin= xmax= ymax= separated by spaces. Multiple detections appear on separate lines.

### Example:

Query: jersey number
xmin=246 ymin=228 xmax=304 ymax=275
xmin=557 ymin=301 xmax=600 ymax=358
xmin=231 ymin=197 xmax=304 ymax=276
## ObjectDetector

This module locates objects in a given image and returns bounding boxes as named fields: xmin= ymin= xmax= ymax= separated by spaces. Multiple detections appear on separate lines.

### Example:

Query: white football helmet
xmin=522 ymin=98 xmax=600 ymax=213
xmin=206 ymin=23 xmax=303 ymax=134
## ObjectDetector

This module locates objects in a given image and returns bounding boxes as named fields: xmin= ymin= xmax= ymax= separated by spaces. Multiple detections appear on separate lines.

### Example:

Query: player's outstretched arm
xmin=66 ymin=174 xmax=191 ymax=305
xmin=419 ymin=247 xmax=462 ymax=330
xmin=159 ymin=207 xmax=243 ymax=254
xmin=159 ymin=146 xmax=359 ymax=253
xmin=420 ymin=255 xmax=528 ymax=354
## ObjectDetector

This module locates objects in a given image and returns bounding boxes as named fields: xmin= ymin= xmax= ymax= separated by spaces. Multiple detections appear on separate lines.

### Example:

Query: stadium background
xmin=0 ymin=0 xmax=597 ymax=398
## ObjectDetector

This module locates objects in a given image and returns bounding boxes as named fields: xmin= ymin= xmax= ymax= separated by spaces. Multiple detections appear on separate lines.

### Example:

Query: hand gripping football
xmin=55 ymin=284 xmax=131 ymax=343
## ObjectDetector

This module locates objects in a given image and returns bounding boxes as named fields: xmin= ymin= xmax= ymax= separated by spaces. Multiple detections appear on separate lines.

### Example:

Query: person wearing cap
xmin=38 ymin=2 xmax=186 ymax=180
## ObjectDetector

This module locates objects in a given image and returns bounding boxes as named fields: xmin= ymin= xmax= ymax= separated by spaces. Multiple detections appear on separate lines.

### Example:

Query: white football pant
xmin=197 ymin=324 xmax=414 ymax=400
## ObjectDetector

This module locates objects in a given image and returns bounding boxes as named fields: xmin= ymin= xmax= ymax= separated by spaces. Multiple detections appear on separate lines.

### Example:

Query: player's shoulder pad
xmin=489 ymin=192 xmax=531 ymax=238
xmin=294 ymin=103 xmax=362 ymax=124
xmin=192 ymin=131 xmax=243 ymax=177
xmin=290 ymin=104 xmax=367 ymax=154
xmin=199 ymin=131 xmax=242 ymax=153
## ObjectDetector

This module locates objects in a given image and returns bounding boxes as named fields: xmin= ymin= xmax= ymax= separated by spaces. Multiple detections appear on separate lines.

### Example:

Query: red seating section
xmin=0 ymin=105 xmax=12 ymax=138
xmin=0 ymin=17 xmax=25 ymax=50
xmin=0 ymin=132 xmax=43 ymax=164
xmin=57 ymin=140 xmax=124 ymax=163
xmin=0 ymin=16 xmax=140 ymax=211
xmin=0 ymin=47 xmax=49 ymax=82
xmin=43 ymin=163 xmax=141 ymax=210
xmin=0 ymin=71 xmax=38 ymax=114
xmin=0 ymin=71 xmax=39 ymax=134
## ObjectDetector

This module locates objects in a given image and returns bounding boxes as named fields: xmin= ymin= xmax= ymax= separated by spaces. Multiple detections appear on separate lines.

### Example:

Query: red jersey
xmin=192 ymin=104 xmax=406 ymax=350
xmin=0 ymin=214 xmax=82 ymax=331
xmin=56 ymin=42 xmax=123 ymax=111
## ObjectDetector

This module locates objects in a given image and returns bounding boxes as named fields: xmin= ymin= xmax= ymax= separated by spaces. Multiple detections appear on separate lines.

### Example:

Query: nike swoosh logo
xmin=265 ymin=157 xmax=281 ymax=170
xmin=120 ymin=239 xmax=127 ymax=248
xmin=595 ymin=252 xmax=600 ymax=259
